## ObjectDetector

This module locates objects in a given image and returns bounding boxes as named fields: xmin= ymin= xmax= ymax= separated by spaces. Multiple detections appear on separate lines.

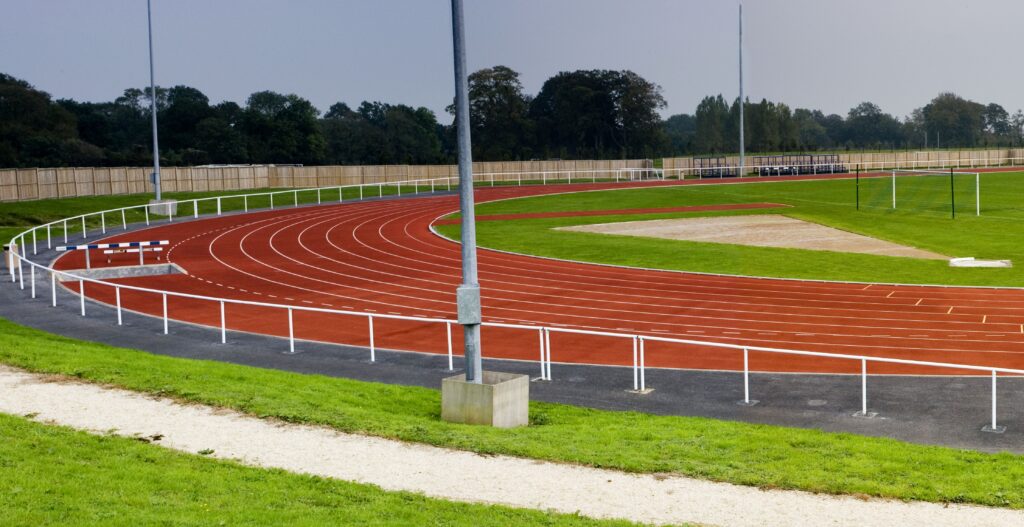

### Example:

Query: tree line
xmin=2 ymin=68 xmax=1024 ymax=169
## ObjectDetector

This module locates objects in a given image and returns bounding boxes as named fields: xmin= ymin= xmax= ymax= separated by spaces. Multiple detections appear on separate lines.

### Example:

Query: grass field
xmin=1 ymin=318 xmax=1023 ymax=509
xmin=438 ymin=172 xmax=1024 ymax=286
xmin=0 ymin=414 xmax=643 ymax=527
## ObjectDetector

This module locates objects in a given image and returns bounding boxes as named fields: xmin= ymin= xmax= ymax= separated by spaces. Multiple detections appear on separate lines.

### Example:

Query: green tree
xmin=448 ymin=65 xmax=533 ymax=161
xmin=241 ymin=91 xmax=325 ymax=164
xmin=693 ymin=95 xmax=729 ymax=154
xmin=921 ymin=93 xmax=985 ymax=148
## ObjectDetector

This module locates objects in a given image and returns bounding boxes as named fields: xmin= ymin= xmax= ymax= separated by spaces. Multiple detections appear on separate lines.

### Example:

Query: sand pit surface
xmin=560 ymin=214 xmax=947 ymax=259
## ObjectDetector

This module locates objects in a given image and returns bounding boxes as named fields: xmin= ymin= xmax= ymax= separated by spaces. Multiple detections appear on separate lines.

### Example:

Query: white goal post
xmin=890 ymin=169 xmax=981 ymax=217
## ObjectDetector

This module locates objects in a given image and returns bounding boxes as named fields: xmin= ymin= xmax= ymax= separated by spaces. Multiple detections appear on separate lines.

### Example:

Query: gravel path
xmin=1 ymin=366 xmax=1020 ymax=527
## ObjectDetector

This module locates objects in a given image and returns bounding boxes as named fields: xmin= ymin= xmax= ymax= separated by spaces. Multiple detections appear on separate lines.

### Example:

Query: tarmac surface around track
xmin=47 ymin=175 xmax=1024 ymax=376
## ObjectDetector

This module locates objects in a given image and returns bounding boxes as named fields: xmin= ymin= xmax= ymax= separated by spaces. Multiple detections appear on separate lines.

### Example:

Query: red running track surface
xmin=52 ymin=177 xmax=1024 ymax=375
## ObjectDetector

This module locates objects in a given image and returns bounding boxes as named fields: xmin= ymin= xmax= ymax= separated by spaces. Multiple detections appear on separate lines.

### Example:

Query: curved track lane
xmin=54 ymin=179 xmax=1024 ymax=375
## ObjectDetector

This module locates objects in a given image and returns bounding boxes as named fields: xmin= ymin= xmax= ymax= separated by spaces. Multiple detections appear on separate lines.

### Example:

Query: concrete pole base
xmin=442 ymin=371 xmax=529 ymax=428
xmin=148 ymin=199 xmax=178 ymax=217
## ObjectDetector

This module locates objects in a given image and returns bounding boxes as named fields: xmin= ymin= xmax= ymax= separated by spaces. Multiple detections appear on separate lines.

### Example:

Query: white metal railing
xmin=661 ymin=156 xmax=1024 ymax=180
xmin=5 ymin=167 xmax=1021 ymax=433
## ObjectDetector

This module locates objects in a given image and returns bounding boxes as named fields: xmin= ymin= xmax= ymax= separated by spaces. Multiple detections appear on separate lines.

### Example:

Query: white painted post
xmin=244 ymin=195 xmax=248 ymax=212
xmin=544 ymin=328 xmax=552 ymax=380
xmin=79 ymin=280 xmax=85 ymax=316
xmin=63 ymin=219 xmax=68 ymax=243
xmin=162 ymin=293 xmax=168 ymax=334
xmin=217 ymin=197 xmax=222 ymax=216
xmin=32 ymin=229 xmax=36 ymax=255
xmin=991 ymin=370 xmax=998 ymax=431
xmin=30 ymin=265 xmax=35 ymax=299
xmin=139 ymin=244 xmax=145 ymax=266
xmin=293 ymin=190 xmax=298 ymax=207
xmin=193 ymin=201 xmax=199 ymax=219
xmin=121 ymin=209 xmax=127 ymax=230
xmin=51 ymin=272 xmax=56 ymax=307
xmin=860 ymin=359 xmax=868 ymax=415
xmin=538 ymin=329 xmax=546 ymax=380
xmin=144 ymin=207 xmax=150 ymax=226
xmin=632 ymin=336 xmax=638 ymax=390
xmin=18 ymin=254 xmax=23 ymax=290
xmin=639 ymin=336 xmax=646 ymax=391
xmin=517 ymin=173 xmax=521 ymax=186
xmin=339 ymin=187 xmax=344 ymax=202
xmin=976 ymin=173 xmax=980 ymax=216
xmin=892 ymin=170 xmax=896 ymax=209
xmin=100 ymin=212 xmax=105 ymax=234
xmin=446 ymin=321 xmax=454 ymax=371
xmin=287 ymin=308 xmax=295 ymax=353
xmin=743 ymin=348 xmax=751 ymax=404
xmin=270 ymin=193 xmax=274 ymax=209
xmin=317 ymin=188 xmax=321 ymax=204
xmin=220 ymin=301 xmax=226 ymax=344
xmin=116 ymin=287 xmax=122 ymax=325
xmin=82 ymin=216 xmax=87 ymax=239
xmin=368 ymin=315 xmax=375 ymax=362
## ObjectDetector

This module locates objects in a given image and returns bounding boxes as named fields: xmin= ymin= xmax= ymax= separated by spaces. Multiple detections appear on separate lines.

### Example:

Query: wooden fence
xmin=0 ymin=159 xmax=653 ymax=202
xmin=662 ymin=148 xmax=1024 ymax=174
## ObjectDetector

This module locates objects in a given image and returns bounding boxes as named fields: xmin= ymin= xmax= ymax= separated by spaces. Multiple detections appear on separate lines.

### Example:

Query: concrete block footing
xmin=442 ymin=371 xmax=529 ymax=428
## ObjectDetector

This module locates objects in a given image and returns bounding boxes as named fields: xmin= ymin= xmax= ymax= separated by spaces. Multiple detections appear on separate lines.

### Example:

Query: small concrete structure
xmin=949 ymin=257 xmax=1012 ymax=268
xmin=148 ymin=199 xmax=178 ymax=217
xmin=442 ymin=371 xmax=529 ymax=428
xmin=56 ymin=263 xmax=186 ymax=282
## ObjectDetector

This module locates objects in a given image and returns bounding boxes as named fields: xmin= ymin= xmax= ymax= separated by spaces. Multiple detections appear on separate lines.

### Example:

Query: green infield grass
xmin=438 ymin=172 xmax=1024 ymax=286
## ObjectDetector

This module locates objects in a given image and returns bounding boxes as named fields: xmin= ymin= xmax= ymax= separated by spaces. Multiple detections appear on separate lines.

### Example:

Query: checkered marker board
xmin=55 ymin=240 xmax=169 ymax=252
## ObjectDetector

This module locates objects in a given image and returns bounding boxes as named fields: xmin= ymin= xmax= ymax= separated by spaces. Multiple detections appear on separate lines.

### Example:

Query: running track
xmin=52 ymin=176 xmax=1024 ymax=375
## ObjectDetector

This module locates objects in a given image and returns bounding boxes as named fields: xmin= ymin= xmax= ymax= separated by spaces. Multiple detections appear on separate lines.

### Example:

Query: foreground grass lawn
xmin=0 ymin=414 xmax=640 ymax=527
xmin=1 ymin=318 xmax=1023 ymax=509
xmin=438 ymin=172 xmax=1024 ymax=286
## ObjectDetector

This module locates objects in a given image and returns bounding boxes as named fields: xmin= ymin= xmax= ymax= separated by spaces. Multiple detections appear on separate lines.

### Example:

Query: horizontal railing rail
xmin=5 ymin=167 xmax=1020 ymax=433
xmin=661 ymin=156 xmax=1024 ymax=180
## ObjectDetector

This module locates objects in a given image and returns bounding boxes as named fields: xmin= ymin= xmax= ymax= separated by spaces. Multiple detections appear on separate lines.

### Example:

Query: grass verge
xmin=1 ymin=317 xmax=1022 ymax=509
xmin=0 ymin=413 xmax=641 ymax=526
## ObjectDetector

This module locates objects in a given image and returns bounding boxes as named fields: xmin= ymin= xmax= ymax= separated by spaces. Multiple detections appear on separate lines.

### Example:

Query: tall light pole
xmin=147 ymin=0 xmax=162 ymax=201
xmin=738 ymin=2 xmax=745 ymax=175
xmin=451 ymin=0 xmax=483 ymax=383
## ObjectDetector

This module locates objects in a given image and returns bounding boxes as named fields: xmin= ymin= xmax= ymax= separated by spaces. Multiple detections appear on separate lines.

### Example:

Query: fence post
xmin=220 ymin=300 xmax=226 ymax=344
xmin=446 ymin=321 xmax=453 ymax=371
xmin=983 ymin=370 xmax=1006 ymax=433
xmin=82 ymin=216 xmax=87 ymax=239
xmin=144 ymin=207 xmax=149 ymax=226
xmin=368 ymin=314 xmax=375 ymax=362
xmin=30 ymin=265 xmax=35 ymax=299
xmin=287 ymin=307 xmax=295 ymax=353
xmin=544 ymin=328 xmax=552 ymax=380
xmin=100 ymin=212 xmax=105 ymax=235
xmin=639 ymin=336 xmax=646 ymax=391
xmin=63 ymin=219 xmax=68 ymax=243
xmin=738 ymin=347 xmax=758 ymax=406
xmin=853 ymin=358 xmax=876 ymax=418
xmin=244 ymin=195 xmax=248 ymax=212
xmin=538 ymin=328 xmax=546 ymax=380
xmin=632 ymin=336 xmax=639 ymax=390
xmin=162 ymin=293 xmax=168 ymax=335
xmin=50 ymin=272 xmax=56 ymax=307
xmin=217 ymin=197 xmax=222 ymax=216
xmin=293 ymin=189 xmax=298 ymax=207
xmin=79 ymin=280 xmax=85 ymax=316
xmin=116 ymin=286 xmax=122 ymax=325
xmin=121 ymin=209 xmax=127 ymax=230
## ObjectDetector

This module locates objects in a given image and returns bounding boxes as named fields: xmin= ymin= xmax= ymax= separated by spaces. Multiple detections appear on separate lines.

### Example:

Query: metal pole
xmin=147 ymin=0 xmax=162 ymax=202
xmin=51 ymin=272 xmax=56 ymax=307
xmin=538 ymin=328 xmax=546 ymax=380
xmin=544 ymin=328 xmax=552 ymax=380
xmin=976 ymin=172 xmax=980 ymax=216
xmin=79 ymin=280 xmax=85 ymax=316
xmin=632 ymin=336 xmax=638 ymax=390
xmin=738 ymin=2 xmax=745 ymax=176
xmin=30 ymin=265 xmax=35 ymax=299
xmin=162 ymin=293 xmax=168 ymax=334
xmin=220 ymin=301 xmax=226 ymax=344
xmin=743 ymin=347 xmax=750 ymax=404
xmin=991 ymin=370 xmax=998 ymax=431
xmin=891 ymin=170 xmax=896 ymax=209
xmin=451 ymin=0 xmax=483 ymax=383
xmin=950 ymin=167 xmax=955 ymax=219
xmin=116 ymin=287 xmax=122 ymax=325
xmin=639 ymin=336 xmax=646 ymax=391
xmin=860 ymin=359 xmax=867 ymax=416
xmin=855 ymin=166 xmax=860 ymax=210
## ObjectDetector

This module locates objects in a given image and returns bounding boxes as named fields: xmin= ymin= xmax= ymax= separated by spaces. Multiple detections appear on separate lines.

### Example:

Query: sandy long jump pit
xmin=559 ymin=214 xmax=947 ymax=259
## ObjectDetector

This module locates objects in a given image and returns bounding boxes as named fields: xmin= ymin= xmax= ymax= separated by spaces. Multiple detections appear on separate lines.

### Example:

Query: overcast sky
xmin=3 ymin=0 xmax=1022 ymax=121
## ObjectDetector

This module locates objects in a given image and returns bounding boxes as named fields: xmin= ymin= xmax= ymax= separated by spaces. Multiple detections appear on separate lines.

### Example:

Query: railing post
xmin=82 ymin=216 xmax=87 ymax=239
xmin=632 ymin=336 xmax=638 ymax=390
xmin=853 ymin=358 xmax=876 ymax=418
xmin=544 ymin=328 xmax=552 ymax=380
xmin=446 ymin=321 xmax=454 ymax=371
xmin=339 ymin=186 xmax=344 ymax=202
xmin=368 ymin=314 xmax=375 ymax=362
xmin=30 ymin=265 xmax=35 ymax=299
xmin=116 ymin=286 xmax=122 ymax=325
xmin=63 ymin=219 xmax=68 ymax=243
xmin=738 ymin=347 xmax=758 ymax=406
xmin=121 ymin=209 xmax=127 ymax=230
xmin=46 ymin=224 xmax=51 ymax=249
xmin=100 ymin=212 xmax=105 ymax=235
xmin=79 ymin=280 xmax=85 ymax=316
xmin=162 ymin=293 xmax=168 ymax=334
xmin=220 ymin=300 xmax=226 ymax=344
xmin=217 ymin=197 xmax=222 ymax=216
xmin=270 ymin=193 xmax=274 ymax=209
xmin=32 ymin=229 xmax=36 ymax=255
xmin=18 ymin=255 xmax=23 ymax=290
xmin=282 ymin=307 xmax=296 ymax=353
xmin=983 ymin=370 xmax=1006 ymax=433
xmin=317 ymin=188 xmax=321 ymax=204
xmin=244 ymin=195 xmax=248 ymax=212
xmin=293 ymin=189 xmax=298 ymax=207
xmin=639 ymin=336 xmax=646 ymax=391
xmin=144 ymin=207 xmax=149 ymax=226
xmin=538 ymin=328 xmax=546 ymax=380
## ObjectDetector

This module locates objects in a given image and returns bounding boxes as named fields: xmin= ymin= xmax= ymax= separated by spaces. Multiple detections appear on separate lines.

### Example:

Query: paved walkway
xmin=1 ymin=366 xmax=1020 ymax=527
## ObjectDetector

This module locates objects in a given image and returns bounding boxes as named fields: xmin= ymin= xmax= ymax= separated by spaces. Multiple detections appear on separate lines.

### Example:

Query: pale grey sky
xmin=2 ymin=0 xmax=1022 ymax=120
